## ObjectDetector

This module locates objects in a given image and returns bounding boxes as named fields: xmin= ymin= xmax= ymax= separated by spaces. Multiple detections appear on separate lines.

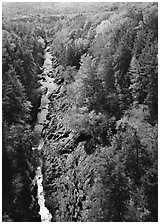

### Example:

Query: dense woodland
xmin=2 ymin=7 xmax=46 ymax=221
xmin=2 ymin=2 xmax=158 ymax=222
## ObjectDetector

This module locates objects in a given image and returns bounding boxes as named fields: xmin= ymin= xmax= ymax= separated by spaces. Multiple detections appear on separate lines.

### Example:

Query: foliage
xmin=48 ymin=3 xmax=157 ymax=221
xmin=2 ymin=17 xmax=45 ymax=221
xmin=2 ymin=2 xmax=158 ymax=222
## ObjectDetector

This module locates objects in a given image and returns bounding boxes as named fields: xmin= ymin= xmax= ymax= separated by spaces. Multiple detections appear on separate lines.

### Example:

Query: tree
xmin=138 ymin=41 xmax=158 ymax=122
xmin=3 ymin=67 xmax=31 ymax=124
xmin=128 ymin=56 xmax=141 ymax=104
xmin=69 ymin=54 xmax=107 ymax=113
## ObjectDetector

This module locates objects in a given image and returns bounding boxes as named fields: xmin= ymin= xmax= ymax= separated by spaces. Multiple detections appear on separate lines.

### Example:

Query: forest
xmin=2 ymin=2 xmax=158 ymax=222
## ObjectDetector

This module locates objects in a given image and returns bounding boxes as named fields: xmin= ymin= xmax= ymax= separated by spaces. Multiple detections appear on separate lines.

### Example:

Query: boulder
xmin=55 ymin=78 xmax=64 ymax=85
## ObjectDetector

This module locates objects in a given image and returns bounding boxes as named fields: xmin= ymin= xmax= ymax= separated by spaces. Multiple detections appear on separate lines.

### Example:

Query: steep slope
xmin=2 ymin=2 xmax=157 ymax=222
xmin=40 ymin=3 xmax=157 ymax=221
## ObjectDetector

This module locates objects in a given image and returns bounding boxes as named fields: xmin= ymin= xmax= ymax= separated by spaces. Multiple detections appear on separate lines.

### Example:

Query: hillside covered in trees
xmin=2 ymin=2 xmax=158 ymax=222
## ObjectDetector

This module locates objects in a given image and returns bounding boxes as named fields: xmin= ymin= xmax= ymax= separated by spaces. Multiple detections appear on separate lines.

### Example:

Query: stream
xmin=32 ymin=47 xmax=57 ymax=222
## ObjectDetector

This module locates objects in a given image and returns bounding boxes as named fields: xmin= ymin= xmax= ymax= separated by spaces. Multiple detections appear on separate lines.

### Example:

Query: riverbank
xmin=32 ymin=47 xmax=58 ymax=222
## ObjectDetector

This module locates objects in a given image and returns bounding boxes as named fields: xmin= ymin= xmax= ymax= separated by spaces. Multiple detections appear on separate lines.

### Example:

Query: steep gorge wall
xmin=2 ymin=2 xmax=158 ymax=221
xmin=41 ymin=76 xmax=107 ymax=222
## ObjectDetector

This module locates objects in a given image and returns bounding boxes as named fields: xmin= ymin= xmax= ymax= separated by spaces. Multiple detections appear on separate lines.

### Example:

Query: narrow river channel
xmin=32 ymin=47 xmax=57 ymax=222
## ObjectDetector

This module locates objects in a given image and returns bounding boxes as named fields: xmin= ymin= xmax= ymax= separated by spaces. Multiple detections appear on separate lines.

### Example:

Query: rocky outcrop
xmin=40 ymin=70 xmax=104 ymax=222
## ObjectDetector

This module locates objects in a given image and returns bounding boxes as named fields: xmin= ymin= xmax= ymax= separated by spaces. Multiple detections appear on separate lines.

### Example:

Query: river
xmin=32 ymin=47 xmax=57 ymax=222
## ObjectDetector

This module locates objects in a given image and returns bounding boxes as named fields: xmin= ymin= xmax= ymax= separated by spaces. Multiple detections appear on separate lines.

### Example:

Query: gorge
xmin=2 ymin=2 xmax=158 ymax=222
xmin=32 ymin=47 xmax=57 ymax=222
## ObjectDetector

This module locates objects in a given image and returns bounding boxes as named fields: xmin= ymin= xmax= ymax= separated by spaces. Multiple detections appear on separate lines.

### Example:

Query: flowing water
xmin=32 ymin=47 xmax=57 ymax=222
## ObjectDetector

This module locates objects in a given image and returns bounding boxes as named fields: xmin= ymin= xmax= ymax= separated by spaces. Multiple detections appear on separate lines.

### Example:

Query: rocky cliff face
xmin=41 ymin=74 xmax=102 ymax=221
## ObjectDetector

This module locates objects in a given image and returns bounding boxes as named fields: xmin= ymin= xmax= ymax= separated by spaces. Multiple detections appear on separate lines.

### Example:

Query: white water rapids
xmin=35 ymin=165 xmax=52 ymax=222
xmin=32 ymin=47 xmax=57 ymax=222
